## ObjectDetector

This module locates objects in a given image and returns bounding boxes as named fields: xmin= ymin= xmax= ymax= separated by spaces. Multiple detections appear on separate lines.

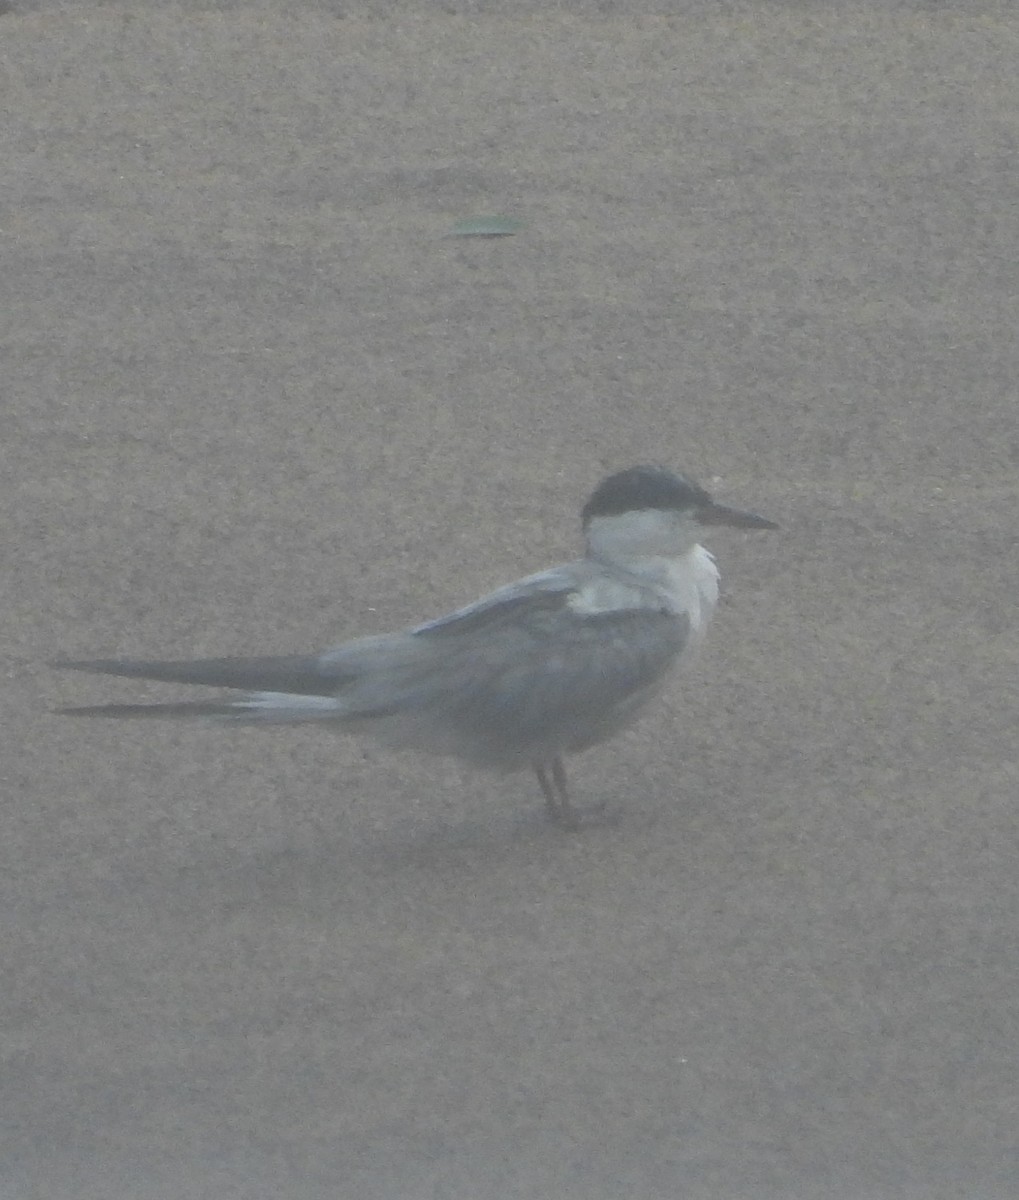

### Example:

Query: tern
xmin=54 ymin=466 xmax=777 ymax=827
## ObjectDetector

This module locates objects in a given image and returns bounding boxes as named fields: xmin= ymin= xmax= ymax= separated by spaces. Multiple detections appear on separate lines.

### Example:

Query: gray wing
xmin=388 ymin=585 xmax=692 ymax=767
xmin=50 ymin=568 xmax=583 ymax=720
xmin=52 ymin=570 xmax=691 ymax=753
xmin=408 ymin=567 xmax=577 ymax=637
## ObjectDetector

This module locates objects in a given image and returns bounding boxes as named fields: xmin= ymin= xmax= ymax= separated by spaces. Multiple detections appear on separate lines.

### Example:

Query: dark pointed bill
xmin=696 ymin=501 xmax=778 ymax=530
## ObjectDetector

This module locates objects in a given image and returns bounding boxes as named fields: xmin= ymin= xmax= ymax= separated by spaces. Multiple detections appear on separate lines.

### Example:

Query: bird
xmin=53 ymin=466 xmax=777 ymax=827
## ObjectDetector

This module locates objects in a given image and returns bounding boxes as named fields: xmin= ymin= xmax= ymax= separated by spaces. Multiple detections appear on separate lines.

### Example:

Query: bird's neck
xmin=591 ymin=544 xmax=721 ymax=628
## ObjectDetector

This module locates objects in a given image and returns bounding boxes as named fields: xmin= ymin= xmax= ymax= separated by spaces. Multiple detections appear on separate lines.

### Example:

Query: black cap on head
xmin=582 ymin=466 xmax=710 ymax=526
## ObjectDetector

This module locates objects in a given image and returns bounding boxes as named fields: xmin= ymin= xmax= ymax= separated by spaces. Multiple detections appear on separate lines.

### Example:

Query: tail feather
xmin=52 ymin=654 xmax=344 ymax=695
xmin=54 ymin=692 xmax=346 ymax=724
xmin=55 ymin=702 xmax=247 ymax=719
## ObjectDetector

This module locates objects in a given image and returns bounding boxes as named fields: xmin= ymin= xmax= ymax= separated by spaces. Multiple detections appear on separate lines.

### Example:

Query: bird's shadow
xmin=126 ymin=794 xmax=637 ymax=924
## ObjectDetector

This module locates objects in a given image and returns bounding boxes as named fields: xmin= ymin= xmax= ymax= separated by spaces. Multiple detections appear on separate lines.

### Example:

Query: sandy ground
xmin=4 ymin=2 xmax=1018 ymax=1197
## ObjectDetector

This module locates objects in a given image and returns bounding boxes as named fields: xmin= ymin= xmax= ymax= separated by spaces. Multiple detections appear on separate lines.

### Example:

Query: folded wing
xmin=53 ymin=574 xmax=691 ymax=756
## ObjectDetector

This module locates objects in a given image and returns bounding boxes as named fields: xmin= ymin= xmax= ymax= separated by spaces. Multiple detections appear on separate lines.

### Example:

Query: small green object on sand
xmin=448 ymin=216 xmax=525 ymax=238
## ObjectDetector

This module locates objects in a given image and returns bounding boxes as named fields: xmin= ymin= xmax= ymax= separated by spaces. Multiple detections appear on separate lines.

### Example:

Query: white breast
xmin=569 ymin=544 xmax=720 ymax=643
xmin=661 ymin=545 xmax=720 ymax=642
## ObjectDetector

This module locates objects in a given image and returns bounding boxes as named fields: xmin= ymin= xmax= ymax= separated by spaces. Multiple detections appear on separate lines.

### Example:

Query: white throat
xmin=584 ymin=509 xmax=721 ymax=633
xmin=585 ymin=508 xmax=702 ymax=565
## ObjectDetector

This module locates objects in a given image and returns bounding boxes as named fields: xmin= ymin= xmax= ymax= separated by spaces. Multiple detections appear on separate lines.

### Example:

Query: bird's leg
xmin=535 ymin=757 xmax=578 ymax=829
xmin=535 ymin=763 xmax=558 ymax=816
xmin=551 ymin=757 xmax=573 ymax=823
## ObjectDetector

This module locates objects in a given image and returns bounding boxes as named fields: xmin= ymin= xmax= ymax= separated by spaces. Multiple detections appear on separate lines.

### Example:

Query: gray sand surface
xmin=5 ymin=3 xmax=1018 ymax=1196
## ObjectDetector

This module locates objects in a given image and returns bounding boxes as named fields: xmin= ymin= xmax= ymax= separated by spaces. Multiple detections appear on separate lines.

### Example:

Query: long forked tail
xmin=54 ymin=692 xmax=347 ymax=723
xmin=56 ymin=701 xmax=246 ymax=719
xmin=51 ymin=652 xmax=356 ymax=724
xmin=53 ymin=654 xmax=344 ymax=694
